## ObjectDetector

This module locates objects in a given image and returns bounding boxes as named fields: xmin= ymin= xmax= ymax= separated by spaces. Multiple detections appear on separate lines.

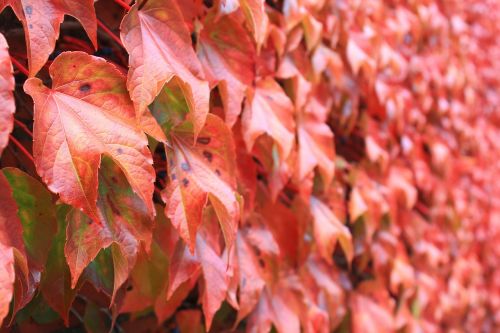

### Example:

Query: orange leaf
xmin=24 ymin=52 xmax=155 ymax=222
xmin=163 ymin=114 xmax=240 ymax=252
xmin=120 ymin=0 xmax=210 ymax=137
xmin=0 ymin=0 xmax=97 ymax=76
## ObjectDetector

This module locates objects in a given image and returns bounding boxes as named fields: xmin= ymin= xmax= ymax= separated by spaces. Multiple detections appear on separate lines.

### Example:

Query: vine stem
xmin=9 ymin=135 xmax=34 ymax=163
xmin=14 ymin=119 xmax=33 ymax=138
xmin=97 ymin=19 xmax=124 ymax=47
xmin=114 ymin=0 xmax=131 ymax=11
xmin=10 ymin=57 xmax=29 ymax=76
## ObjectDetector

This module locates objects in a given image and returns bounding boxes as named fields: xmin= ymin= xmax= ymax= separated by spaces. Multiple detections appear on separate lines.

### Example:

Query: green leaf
xmin=150 ymin=80 xmax=190 ymax=137
xmin=2 ymin=167 xmax=57 ymax=269
xmin=39 ymin=204 xmax=80 ymax=325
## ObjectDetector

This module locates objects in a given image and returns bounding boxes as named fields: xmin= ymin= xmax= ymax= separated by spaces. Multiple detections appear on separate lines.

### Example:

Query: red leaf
xmin=196 ymin=235 xmax=229 ymax=330
xmin=163 ymin=114 xmax=240 ymax=252
xmin=234 ymin=231 xmax=266 ymax=324
xmin=242 ymin=77 xmax=296 ymax=160
xmin=64 ymin=157 xmax=153 ymax=302
xmin=0 ymin=33 xmax=14 ymax=157
xmin=240 ymin=0 xmax=268 ymax=49
xmin=24 ymin=51 xmax=155 ymax=222
xmin=0 ymin=243 xmax=15 ymax=326
xmin=0 ymin=0 xmax=97 ymax=76
xmin=167 ymin=241 xmax=200 ymax=300
xmin=176 ymin=309 xmax=205 ymax=333
xmin=297 ymin=113 xmax=335 ymax=186
xmin=120 ymin=0 xmax=210 ymax=137
xmin=310 ymin=196 xmax=353 ymax=264
xmin=198 ymin=12 xmax=255 ymax=126
xmin=0 ymin=172 xmax=25 ymax=325
xmin=350 ymin=292 xmax=396 ymax=333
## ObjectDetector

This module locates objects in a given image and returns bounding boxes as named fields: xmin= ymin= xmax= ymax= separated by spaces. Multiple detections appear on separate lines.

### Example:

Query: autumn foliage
xmin=0 ymin=0 xmax=499 ymax=331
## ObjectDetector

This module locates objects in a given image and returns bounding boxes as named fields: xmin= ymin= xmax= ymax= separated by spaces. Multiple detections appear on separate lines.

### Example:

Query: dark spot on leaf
xmin=181 ymin=162 xmax=190 ymax=171
xmin=25 ymin=5 xmax=32 ymax=15
xmin=79 ymin=83 xmax=91 ymax=92
xmin=87 ymin=219 xmax=92 ymax=225
xmin=215 ymin=169 xmax=221 ymax=176
xmin=197 ymin=137 xmax=211 ymax=145
xmin=182 ymin=178 xmax=189 ymax=187
xmin=258 ymin=258 xmax=265 ymax=268
xmin=171 ymin=173 xmax=176 ymax=180
xmin=117 ymin=148 xmax=124 ymax=154
xmin=253 ymin=246 xmax=261 ymax=256
xmin=29 ymin=24 xmax=33 ymax=29
xmin=111 ymin=177 xmax=118 ymax=183
xmin=126 ymin=285 xmax=133 ymax=291
xmin=202 ymin=150 xmax=213 ymax=162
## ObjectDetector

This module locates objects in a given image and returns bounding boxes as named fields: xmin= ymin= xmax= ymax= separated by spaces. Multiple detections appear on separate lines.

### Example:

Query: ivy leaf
xmin=240 ymin=0 xmax=268 ymax=49
xmin=310 ymin=196 xmax=353 ymax=264
xmin=0 ymin=0 xmax=97 ymax=76
xmin=0 ymin=168 xmax=58 ymax=322
xmin=216 ymin=0 xmax=268 ymax=49
xmin=166 ymin=240 xmax=200 ymax=303
xmin=163 ymin=114 xmax=240 ymax=252
xmin=2 ymin=168 xmax=58 ymax=270
xmin=0 ymin=33 xmax=14 ymax=157
xmin=234 ymin=230 xmax=266 ymax=324
xmin=297 ymin=113 xmax=335 ymax=186
xmin=0 ymin=243 xmax=15 ymax=326
xmin=346 ymin=37 xmax=376 ymax=78
xmin=176 ymin=309 xmax=205 ymax=333
xmin=120 ymin=0 xmax=210 ymax=137
xmin=83 ymin=299 xmax=109 ymax=333
xmin=155 ymin=278 xmax=198 ymax=324
xmin=150 ymin=80 xmax=190 ymax=136
xmin=82 ymin=247 xmax=115 ymax=300
xmin=350 ymin=291 xmax=395 ymax=333
xmin=39 ymin=205 xmax=80 ymax=325
xmin=24 ymin=51 xmax=156 ymax=222
xmin=196 ymin=235 xmax=229 ymax=330
xmin=120 ymin=206 xmax=178 ymax=314
xmin=242 ymin=77 xmax=296 ymax=160
xmin=64 ymin=157 xmax=154 ymax=302
xmin=0 ymin=172 xmax=24 ymax=325
xmin=198 ymin=11 xmax=255 ymax=126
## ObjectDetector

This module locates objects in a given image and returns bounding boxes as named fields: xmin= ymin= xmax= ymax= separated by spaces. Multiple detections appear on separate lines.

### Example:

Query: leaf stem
xmin=10 ymin=57 xmax=29 ymax=76
xmin=14 ymin=119 xmax=33 ymax=138
xmin=8 ymin=135 xmax=34 ymax=163
xmin=97 ymin=19 xmax=124 ymax=48
xmin=114 ymin=0 xmax=131 ymax=11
